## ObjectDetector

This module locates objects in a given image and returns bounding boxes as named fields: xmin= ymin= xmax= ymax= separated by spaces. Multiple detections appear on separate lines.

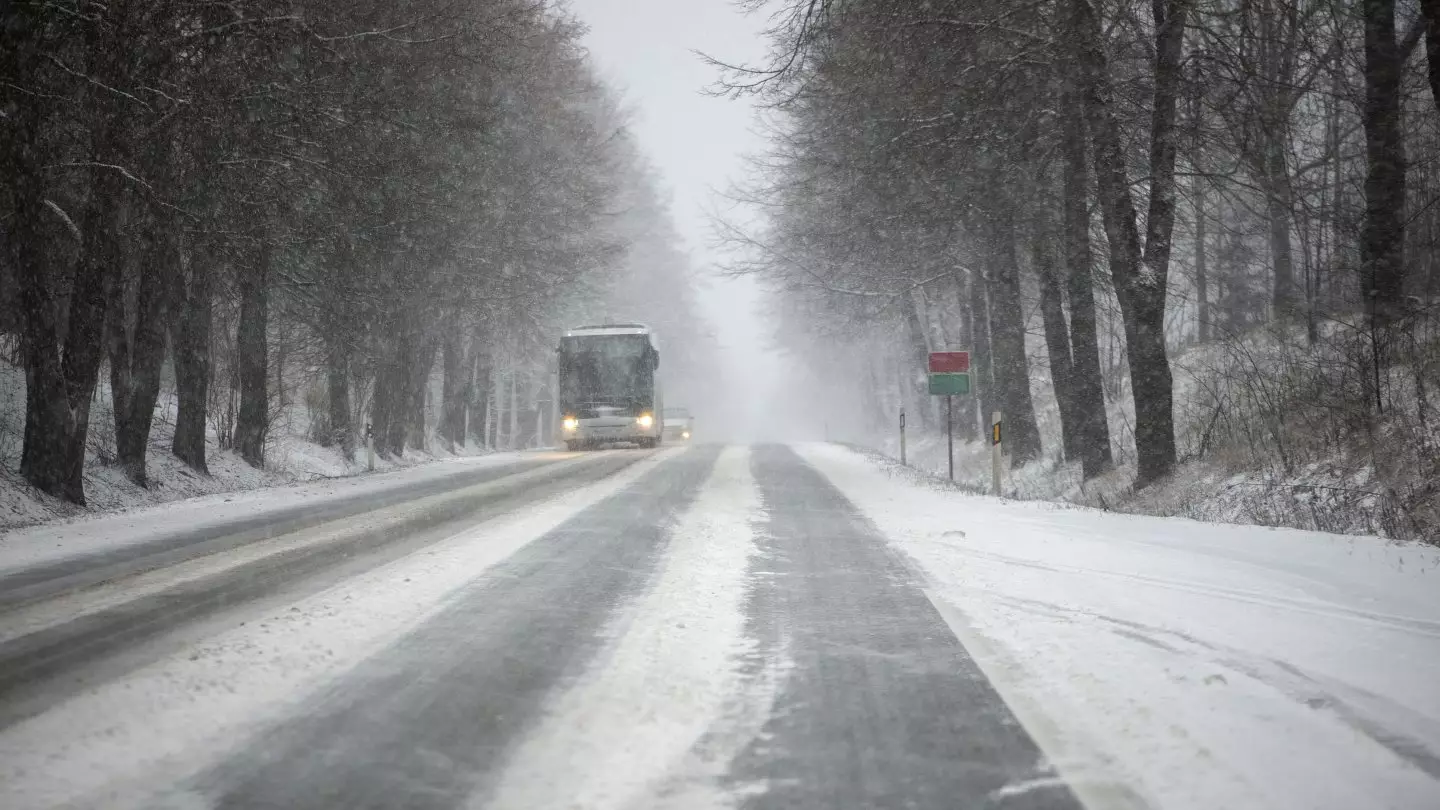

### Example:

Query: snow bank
xmin=0 ymin=359 xmax=513 ymax=531
xmin=799 ymin=442 xmax=1440 ymax=810
xmin=0 ymin=449 xmax=546 ymax=574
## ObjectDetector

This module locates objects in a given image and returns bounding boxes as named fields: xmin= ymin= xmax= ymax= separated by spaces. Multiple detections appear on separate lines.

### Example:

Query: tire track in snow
xmin=480 ymin=445 xmax=775 ymax=810
xmin=0 ymin=448 xmax=679 ymax=810
xmin=923 ymin=543 xmax=1440 ymax=637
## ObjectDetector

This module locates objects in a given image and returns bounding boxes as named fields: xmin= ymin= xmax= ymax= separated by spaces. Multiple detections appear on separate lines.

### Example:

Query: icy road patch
xmin=798 ymin=443 xmax=1440 ymax=810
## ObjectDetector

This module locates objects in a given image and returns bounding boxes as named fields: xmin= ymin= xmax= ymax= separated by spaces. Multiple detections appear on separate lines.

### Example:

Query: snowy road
xmin=0 ymin=444 xmax=1437 ymax=809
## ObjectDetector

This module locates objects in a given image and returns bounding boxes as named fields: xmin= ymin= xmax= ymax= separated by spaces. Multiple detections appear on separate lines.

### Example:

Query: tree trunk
xmin=489 ymin=361 xmax=502 ymax=449
xmin=469 ymin=346 xmax=491 ymax=446
xmin=14 ymin=157 xmax=101 ymax=503
xmin=903 ymin=294 xmax=938 ymax=428
xmin=1194 ymin=176 xmax=1210 ymax=344
xmin=21 ymin=161 xmax=120 ymax=505
xmin=13 ymin=28 xmax=124 ymax=503
xmin=1360 ymin=0 xmax=1408 ymax=371
xmin=108 ymin=208 xmax=172 ymax=487
xmin=986 ymin=211 xmax=1043 ymax=464
xmin=172 ymin=255 xmax=213 ymax=474
xmin=372 ymin=347 xmax=404 ymax=458
xmin=946 ymin=278 xmax=979 ymax=442
xmin=1264 ymin=147 xmax=1299 ymax=321
xmin=440 ymin=328 xmax=468 ymax=451
xmin=967 ymin=270 xmax=996 ymax=439
xmin=1062 ymin=79 xmax=1114 ymax=478
xmin=407 ymin=338 xmax=437 ymax=452
xmin=1035 ymin=229 xmax=1081 ymax=462
xmin=1073 ymin=0 xmax=1183 ymax=485
xmin=233 ymin=241 xmax=271 ymax=468
xmin=325 ymin=334 xmax=353 ymax=458
xmin=508 ymin=366 xmax=520 ymax=449
xmin=1421 ymin=0 xmax=1440 ymax=116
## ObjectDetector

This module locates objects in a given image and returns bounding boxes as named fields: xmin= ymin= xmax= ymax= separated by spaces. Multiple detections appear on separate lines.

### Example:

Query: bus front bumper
xmin=564 ymin=419 xmax=656 ymax=445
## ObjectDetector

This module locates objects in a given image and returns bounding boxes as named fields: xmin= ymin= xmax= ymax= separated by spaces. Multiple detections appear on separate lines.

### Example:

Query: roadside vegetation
xmin=1 ymin=1 xmax=715 ymax=512
xmin=722 ymin=0 xmax=1440 ymax=543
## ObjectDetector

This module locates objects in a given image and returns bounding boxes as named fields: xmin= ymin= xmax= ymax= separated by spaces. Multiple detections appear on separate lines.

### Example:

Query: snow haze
xmin=569 ymin=0 xmax=810 ymax=443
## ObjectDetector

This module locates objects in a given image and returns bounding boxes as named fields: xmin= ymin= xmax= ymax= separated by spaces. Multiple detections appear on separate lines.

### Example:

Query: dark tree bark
xmin=1194 ymin=177 xmax=1210 ymax=344
xmin=967 ymin=269 xmax=997 ymax=439
xmin=406 ymin=338 xmax=438 ymax=452
xmin=1062 ymin=80 xmax=1114 ymax=478
xmin=903 ymin=294 xmax=938 ymax=428
xmin=440 ymin=327 xmax=469 ymax=451
xmin=324 ymin=333 xmax=353 ymax=458
xmin=946 ymin=278 xmax=979 ymax=442
xmin=10 ymin=16 xmax=126 ymax=504
xmin=468 ymin=345 xmax=492 ymax=446
xmin=1263 ymin=147 xmax=1299 ymax=320
xmin=1360 ymin=0 xmax=1408 ymax=370
xmin=1034 ymin=229 xmax=1081 ymax=462
xmin=171 ymin=256 xmax=213 ymax=474
xmin=233 ymin=240 xmax=271 ymax=468
xmin=986 ymin=210 xmax=1042 ymax=464
xmin=373 ymin=329 xmax=426 ymax=457
xmin=1422 ymin=0 xmax=1440 ymax=116
xmin=372 ymin=349 xmax=405 ymax=457
xmin=107 ymin=205 xmax=172 ymax=486
xmin=1072 ymin=0 xmax=1184 ymax=485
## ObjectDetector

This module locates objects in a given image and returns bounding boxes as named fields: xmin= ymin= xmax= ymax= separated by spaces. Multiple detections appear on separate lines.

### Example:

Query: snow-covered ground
xmin=0 ymin=449 xmax=544 ymax=574
xmin=0 ymin=359 xmax=513 ymax=531
xmin=875 ymin=429 xmax=1427 ymax=543
xmin=486 ymin=446 xmax=776 ymax=810
xmin=0 ymin=449 xmax=679 ymax=809
xmin=800 ymin=442 xmax=1440 ymax=810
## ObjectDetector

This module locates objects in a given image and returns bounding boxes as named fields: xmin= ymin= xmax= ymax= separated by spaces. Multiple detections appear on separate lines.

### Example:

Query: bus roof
xmin=564 ymin=323 xmax=652 ymax=338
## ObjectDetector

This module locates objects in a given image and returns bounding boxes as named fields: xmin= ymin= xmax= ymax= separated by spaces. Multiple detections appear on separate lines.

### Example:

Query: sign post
xmin=991 ymin=411 xmax=1003 ymax=496
xmin=947 ymin=395 xmax=954 ymax=481
xmin=927 ymin=352 xmax=971 ymax=483
xmin=899 ymin=410 xmax=907 ymax=466
xmin=366 ymin=422 xmax=375 ymax=472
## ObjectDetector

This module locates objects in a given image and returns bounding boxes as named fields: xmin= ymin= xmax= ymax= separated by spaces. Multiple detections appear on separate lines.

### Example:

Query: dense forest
xmin=724 ymin=0 xmax=1440 ymax=539
xmin=0 ymin=0 xmax=713 ymax=506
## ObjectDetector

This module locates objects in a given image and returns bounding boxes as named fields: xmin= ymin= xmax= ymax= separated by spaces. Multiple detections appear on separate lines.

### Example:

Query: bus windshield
xmin=559 ymin=334 xmax=654 ymax=412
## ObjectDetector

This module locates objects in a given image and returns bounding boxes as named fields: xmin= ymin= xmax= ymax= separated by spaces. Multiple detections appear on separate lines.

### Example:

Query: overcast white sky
xmin=568 ymin=0 xmax=805 ymax=441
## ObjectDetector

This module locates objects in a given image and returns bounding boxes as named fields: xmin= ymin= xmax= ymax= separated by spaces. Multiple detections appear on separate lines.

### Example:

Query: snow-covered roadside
xmin=0 ymin=448 xmax=680 ymax=810
xmin=0 ymin=436 xmax=518 ymax=534
xmin=485 ymin=446 xmax=775 ymax=810
xmin=0 ymin=359 xmax=520 ymax=531
xmin=0 ymin=449 xmax=554 ymax=575
xmin=797 ymin=442 xmax=1440 ymax=810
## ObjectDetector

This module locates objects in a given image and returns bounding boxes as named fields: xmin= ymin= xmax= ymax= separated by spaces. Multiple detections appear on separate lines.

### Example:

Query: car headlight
xmin=562 ymin=416 xmax=578 ymax=432
xmin=682 ymin=431 xmax=690 ymax=439
xmin=636 ymin=413 xmax=654 ymax=428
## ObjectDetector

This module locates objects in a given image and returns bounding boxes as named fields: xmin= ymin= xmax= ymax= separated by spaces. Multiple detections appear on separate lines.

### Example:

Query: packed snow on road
xmin=1 ymin=444 xmax=1436 ymax=809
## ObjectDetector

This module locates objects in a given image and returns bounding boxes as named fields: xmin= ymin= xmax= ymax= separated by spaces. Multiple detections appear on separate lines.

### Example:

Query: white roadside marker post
xmin=991 ymin=411 xmax=1003 ymax=496
xmin=366 ymin=422 xmax=375 ymax=472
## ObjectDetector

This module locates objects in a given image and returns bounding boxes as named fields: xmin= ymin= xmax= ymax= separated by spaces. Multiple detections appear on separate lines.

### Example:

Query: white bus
xmin=557 ymin=323 xmax=663 ymax=450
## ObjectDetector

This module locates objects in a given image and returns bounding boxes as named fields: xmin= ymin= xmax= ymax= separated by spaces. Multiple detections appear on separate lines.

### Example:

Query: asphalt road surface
xmin=0 ymin=445 xmax=1082 ymax=809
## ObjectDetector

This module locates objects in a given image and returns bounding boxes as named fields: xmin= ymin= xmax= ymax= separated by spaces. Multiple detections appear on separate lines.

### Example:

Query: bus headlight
xmin=562 ymin=416 xmax=579 ymax=432
xmin=636 ymin=413 xmax=654 ymax=429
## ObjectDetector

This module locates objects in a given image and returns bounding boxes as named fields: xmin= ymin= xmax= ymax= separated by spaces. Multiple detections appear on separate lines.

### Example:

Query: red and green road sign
xmin=927 ymin=351 xmax=971 ymax=395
